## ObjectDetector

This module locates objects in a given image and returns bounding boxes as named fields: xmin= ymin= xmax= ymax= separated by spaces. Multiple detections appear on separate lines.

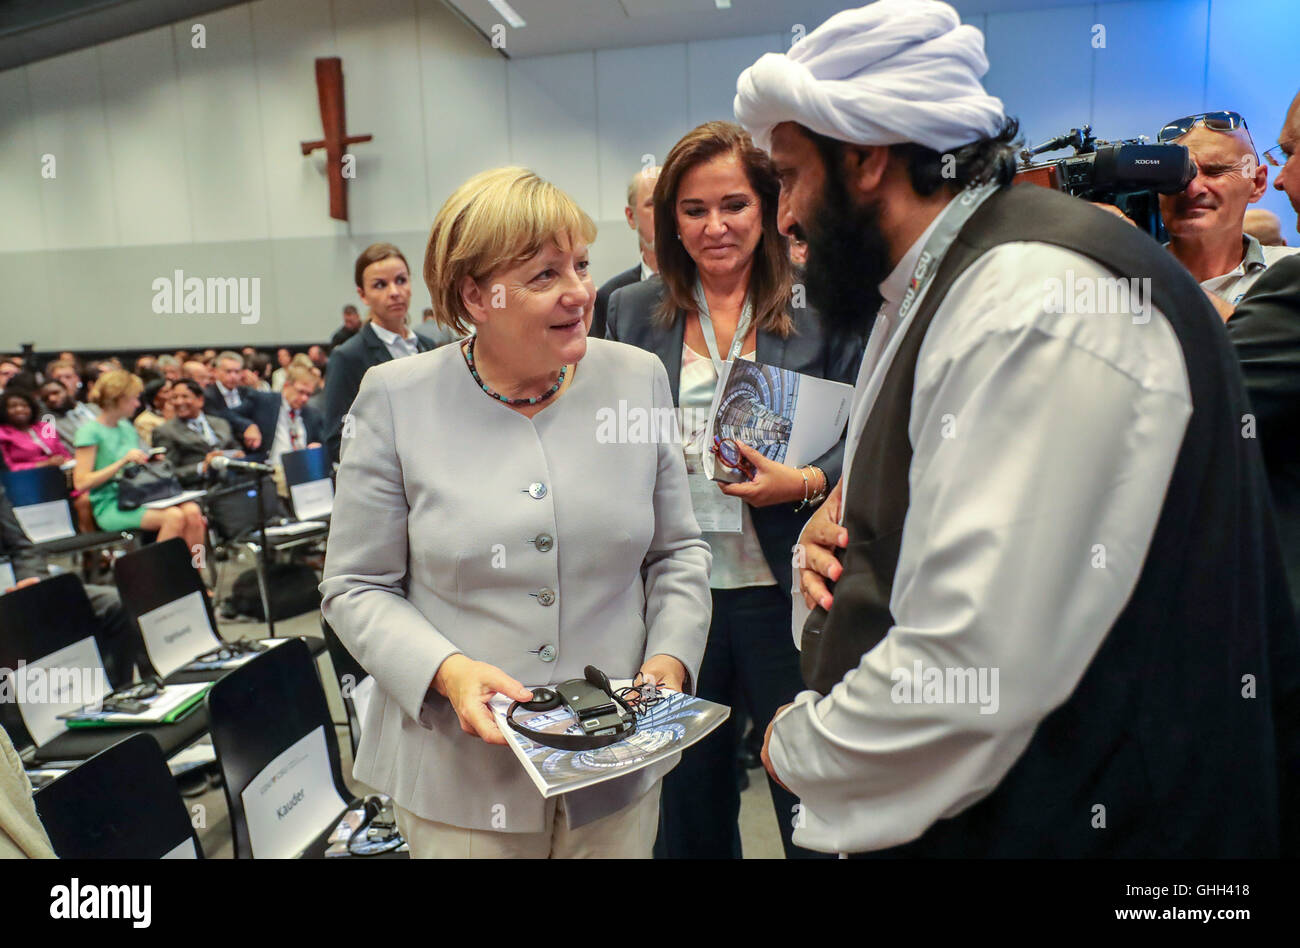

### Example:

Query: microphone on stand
xmin=210 ymin=455 xmax=275 ymax=474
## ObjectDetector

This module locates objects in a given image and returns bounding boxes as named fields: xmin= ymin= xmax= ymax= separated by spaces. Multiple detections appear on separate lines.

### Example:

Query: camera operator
xmin=1158 ymin=111 xmax=1298 ymax=310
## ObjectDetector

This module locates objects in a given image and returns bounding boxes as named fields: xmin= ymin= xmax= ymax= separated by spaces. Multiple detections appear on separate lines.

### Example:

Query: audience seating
xmin=34 ymin=732 xmax=204 ymax=858
xmin=1 ymin=466 xmax=134 ymax=560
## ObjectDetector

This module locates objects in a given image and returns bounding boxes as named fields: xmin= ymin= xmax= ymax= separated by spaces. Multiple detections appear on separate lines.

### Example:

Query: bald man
xmin=1271 ymin=91 xmax=1300 ymax=231
xmin=1159 ymin=114 xmax=1299 ymax=307
xmin=1245 ymin=208 xmax=1287 ymax=246
xmin=593 ymin=166 xmax=660 ymax=339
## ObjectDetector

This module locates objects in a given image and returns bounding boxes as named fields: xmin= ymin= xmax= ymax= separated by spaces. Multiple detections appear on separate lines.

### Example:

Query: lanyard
xmin=694 ymin=277 xmax=755 ymax=373
xmin=896 ymin=182 xmax=999 ymax=322
xmin=26 ymin=428 xmax=53 ymax=455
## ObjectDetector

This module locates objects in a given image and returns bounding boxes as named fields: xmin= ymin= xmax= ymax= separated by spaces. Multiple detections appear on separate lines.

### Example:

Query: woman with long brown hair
xmin=606 ymin=121 xmax=863 ymax=858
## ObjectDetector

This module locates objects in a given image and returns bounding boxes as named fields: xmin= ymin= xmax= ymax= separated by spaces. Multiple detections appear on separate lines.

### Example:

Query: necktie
xmin=289 ymin=409 xmax=303 ymax=450
xmin=188 ymin=417 xmax=214 ymax=446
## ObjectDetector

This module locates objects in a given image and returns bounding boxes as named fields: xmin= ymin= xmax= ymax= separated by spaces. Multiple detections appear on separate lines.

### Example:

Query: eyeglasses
xmin=712 ymin=436 xmax=756 ymax=480
xmin=195 ymin=638 xmax=266 ymax=663
xmin=100 ymin=676 xmax=165 ymax=714
xmin=1263 ymin=142 xmax=1293 ymax=168
xmin=1157 ymin=111 xmax=1251 ymax=143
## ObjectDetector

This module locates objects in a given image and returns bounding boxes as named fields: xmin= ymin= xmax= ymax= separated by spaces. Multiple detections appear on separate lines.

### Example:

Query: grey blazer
xmin=320 ymin=338 xmax=712 ymax=833
xmin=150 ymin=414 xmax=238 ymax=487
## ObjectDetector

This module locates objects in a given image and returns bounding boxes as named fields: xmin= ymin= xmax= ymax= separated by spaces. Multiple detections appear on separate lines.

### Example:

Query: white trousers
xmin=394 ymin=782 xmax=661 ymax=859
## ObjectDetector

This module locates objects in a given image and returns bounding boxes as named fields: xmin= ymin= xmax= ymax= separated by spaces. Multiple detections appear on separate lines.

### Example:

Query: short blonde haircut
xmin=283 ymin=365 xmax=317 ymax=388
xmin=89 ymin=369 xmax=143 ymax=409
xmin=424 ymin=167 xmax=597 ymax=335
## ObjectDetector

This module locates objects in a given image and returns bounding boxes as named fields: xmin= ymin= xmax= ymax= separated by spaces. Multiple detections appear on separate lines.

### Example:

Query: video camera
xmin=1015 ymin=125 xmax=1196 ymax=238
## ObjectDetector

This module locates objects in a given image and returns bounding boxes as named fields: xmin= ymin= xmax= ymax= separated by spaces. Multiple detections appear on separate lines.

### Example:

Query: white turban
xmin=734 ymin=0 xmax=1006 ymax=154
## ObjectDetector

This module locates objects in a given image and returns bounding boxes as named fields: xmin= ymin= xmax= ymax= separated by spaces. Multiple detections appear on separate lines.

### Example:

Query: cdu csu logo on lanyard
xmin=898 ymin=250 xmax=934 ymax=320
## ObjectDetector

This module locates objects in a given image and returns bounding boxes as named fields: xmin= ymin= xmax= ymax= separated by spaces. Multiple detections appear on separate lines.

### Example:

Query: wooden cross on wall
xmin=300 ymin=57 xmax=372 ymax=222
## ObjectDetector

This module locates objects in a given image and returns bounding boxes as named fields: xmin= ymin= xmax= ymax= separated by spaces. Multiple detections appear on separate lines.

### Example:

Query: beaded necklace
xmin=462 ymin=336 xmax=567 ymax=406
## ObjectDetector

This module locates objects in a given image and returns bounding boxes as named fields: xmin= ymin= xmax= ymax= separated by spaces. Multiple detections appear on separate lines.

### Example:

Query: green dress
xmin=74 ymin=418 xmax=147 ymax=531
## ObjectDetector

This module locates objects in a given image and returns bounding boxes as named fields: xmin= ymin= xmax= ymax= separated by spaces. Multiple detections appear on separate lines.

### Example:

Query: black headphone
xmin=506 ymin=665 xmax=637 ymax=750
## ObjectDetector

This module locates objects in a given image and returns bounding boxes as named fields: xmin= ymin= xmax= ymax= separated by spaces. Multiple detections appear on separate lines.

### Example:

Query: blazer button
xmin=534 ymin=533 xmax=554 ymax=553
xmin=527 ymin=482 xmax=548 ymax=499
xmin=536 ymin=587 xmax=556 ymax=607
xmin=537 ymin=644 xmax=557 ymax=663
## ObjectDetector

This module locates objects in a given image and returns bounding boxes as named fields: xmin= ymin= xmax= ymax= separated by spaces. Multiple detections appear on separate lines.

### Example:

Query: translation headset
xmin=506 ymin=665 xmax=638 ymax=750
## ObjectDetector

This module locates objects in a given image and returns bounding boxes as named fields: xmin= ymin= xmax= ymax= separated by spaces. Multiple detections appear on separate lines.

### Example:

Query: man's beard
xmin=797 ymin=166 xmax=893 ymax=338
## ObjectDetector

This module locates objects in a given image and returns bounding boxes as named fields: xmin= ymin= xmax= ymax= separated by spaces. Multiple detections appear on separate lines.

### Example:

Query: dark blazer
xmin=229 ymin=391 xmax=324 ymax=463
xmin=150 ymin=413 xmax=240 ymax=487
xmin=203 ymin=383 xmax=256 ymax=433
xmin=323 ymin=322 xmax=437 ymax=462
xmin=1227 ymin=253 xmax=1300 ymax=615
xmin=606 ymin=276 xmax=865 ymax=595
xmin=0 ymin=482 xmax=42 ymax=582
xmin=593 ymin=263 xmax=642 ymax=342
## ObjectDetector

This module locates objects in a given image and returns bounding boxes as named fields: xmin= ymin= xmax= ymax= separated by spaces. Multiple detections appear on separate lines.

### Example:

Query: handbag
xmin=117 ymin=459 xmax=183 ymax=510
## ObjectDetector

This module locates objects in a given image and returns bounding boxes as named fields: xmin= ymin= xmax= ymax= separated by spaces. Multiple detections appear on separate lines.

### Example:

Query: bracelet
xmin=795 ymin=466 xmax=827 ymax=511
xmin=794 ymin=466 xmax=815 ymax=511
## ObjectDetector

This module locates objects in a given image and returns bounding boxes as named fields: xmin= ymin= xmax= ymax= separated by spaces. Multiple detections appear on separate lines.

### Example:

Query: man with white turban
xmin=740 ymin=0 xmax=1300 ymax=857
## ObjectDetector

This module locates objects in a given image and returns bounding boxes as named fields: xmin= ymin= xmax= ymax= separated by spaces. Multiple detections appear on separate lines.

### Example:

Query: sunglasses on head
xmin=1157 ymin=111 xmax=1249 ymax=143
xmin=1263 ymin=141 xmax=1292 ymax=168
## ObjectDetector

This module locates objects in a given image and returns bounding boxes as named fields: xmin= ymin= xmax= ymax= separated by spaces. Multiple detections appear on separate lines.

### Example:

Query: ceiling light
xmin=487 ymin=0 xmax=526 ymax=28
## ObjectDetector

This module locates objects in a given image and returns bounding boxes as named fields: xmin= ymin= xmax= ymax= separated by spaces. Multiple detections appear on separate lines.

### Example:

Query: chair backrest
xmin=0 ymin=467 xmax=76 ymax=542
xmin=281 ymin=446 xmax=333 ymax=520
xmin=0 ymin=573 xmax=111 ymax=751
xmin=35 ymin=732 xmax=203 ymax=858
xmin=113 ymin=537 xmax=224 ymax=678
xmin=319 ymin=617 xmax=366 ymax=754
xmin=205 ymin=637 xmax=351 ymax=858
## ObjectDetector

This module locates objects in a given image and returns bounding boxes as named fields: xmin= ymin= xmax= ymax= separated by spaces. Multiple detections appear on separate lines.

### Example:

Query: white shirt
xmin=771 ymin=206 xmax=1192 ymax=854
xmin=370 ymin=322 xmax=421 ymax=361
xmin=640 ymin=261 xmax=655 ymax=282
xmin=1191 ymin=234 xmax=1299 ymax=306
xmin=215 ymin=381 xmax=242 ymax=409
xmin=268 ymin=399 xmax=308 ymax=468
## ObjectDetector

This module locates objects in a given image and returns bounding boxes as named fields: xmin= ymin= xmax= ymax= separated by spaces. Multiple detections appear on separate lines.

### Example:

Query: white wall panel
xmin=26 ymin=47 xmax=119 ymax=249
xmin=172 ymin=6 xmax=272 ymax=243
xmin=686 ymin=33 xmax=782 ymax=131
xmin=416 ymin=0 xmax=511 ymax=216
xmin=98 ymin=26 xmax=194 ymax=247
xmin=507 ymin=51 xmax=600 ymax=216
xmin=0 ymin=68 xmax=46 ymax=254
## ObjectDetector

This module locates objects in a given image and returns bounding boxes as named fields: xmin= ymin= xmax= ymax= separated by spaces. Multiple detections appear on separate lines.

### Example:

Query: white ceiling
xmin=442 ymin=0 xmax=1123 ymax=58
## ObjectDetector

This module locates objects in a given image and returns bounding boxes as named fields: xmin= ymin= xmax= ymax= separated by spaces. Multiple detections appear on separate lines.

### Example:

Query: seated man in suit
xmin=150 ymin=379 xmax=244 ymax=488
xmin=202 ymin=351 xmax=263 ymax=453
xmin=230 ymin=365 xmax=323 ymax=469
xmin=592 ymin=166 xmax=660 ymax=339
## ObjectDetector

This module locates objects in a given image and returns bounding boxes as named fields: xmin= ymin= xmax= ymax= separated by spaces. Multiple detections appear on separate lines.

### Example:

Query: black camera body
xmin=1016 ymin=125 xmax=1196 ymax=237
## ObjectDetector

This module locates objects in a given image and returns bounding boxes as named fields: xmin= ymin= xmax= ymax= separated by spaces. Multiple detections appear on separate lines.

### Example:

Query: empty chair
xmin=205 ymin=637 xmax=356 ymax=858
xmin=319 ymin=617 xmax=367 ymax=754
xmin=281 ymin=446 xmax=334 ymax=521
xmin=35 ymin=733 xmax=203 ymax=858
xmin=0 ymin=571 xmax=209 ymax=765
xmin=1 ymin=466 xmax=134 ymax=559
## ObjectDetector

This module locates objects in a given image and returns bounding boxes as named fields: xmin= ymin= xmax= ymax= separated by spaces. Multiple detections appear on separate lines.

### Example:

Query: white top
xmin=268 ymin=398 xmax=308 ymax=467
xmin=772 ymin=201 xmax=1193 ymax=854
xmin=678 ymin=343 xmax=777 ymax=589
xmin=370 ymin=321 xmax=421 ymax=360
xmin=1193 ymin=234 xmax=1299 ymax=306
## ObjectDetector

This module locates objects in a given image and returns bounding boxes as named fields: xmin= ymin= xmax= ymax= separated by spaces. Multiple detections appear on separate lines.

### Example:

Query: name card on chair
xmin=241 ymin=725 xmax=348 ymax=858
xmin=13 ymin=500 xmax=76 ymax=543
xmin=289 ymin=478 xmax=333 ymax=522
xmin=9 ymin=636 xmax=111 ymax=746
xmin=137 ymin=590 xmax=223 ymax=678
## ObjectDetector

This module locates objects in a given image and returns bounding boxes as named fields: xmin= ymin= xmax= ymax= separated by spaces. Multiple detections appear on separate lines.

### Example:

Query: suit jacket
xmin=228 ymin=391 xmax=323 ymax=463
xmin=320 ymin=339 xmax=712 ymax=832
xmin=150 ymin=414 xmax=239 ymax=487
xmin=203 ymin=383 xmax=256 ymax=435
xmin=606 ymin=276 xmax=866 ymax=596
xmin=593 ymin=263 xmax=642 ymax=342
xmin=0 ymin=483 xmax=42 ymax=582
xmin=1228 ymin=253 xmax=1300 ymax=615
xmin=324 ymin=322 xmax=437 ymax=462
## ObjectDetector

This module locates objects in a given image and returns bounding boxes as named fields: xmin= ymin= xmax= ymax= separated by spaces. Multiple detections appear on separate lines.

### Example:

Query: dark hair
xmin=343 ymin=304 xmax=359 ymax=314
xmin=653 ymin=121 xmax=793 ymax=336
xmin=803 ymin=116 xmax=1022 ymax=197
xmin=354 ymin=242 xmax=410 ymax=290
xmin=248 ymin=352 xmax=271 ymax=378
xmin=142 ymin=377 xmax=171 ymax=410
xmin=0 ymin=389 xmax=40 ymax=427
xmin=173 ymin=378 xmax=204 ymax=399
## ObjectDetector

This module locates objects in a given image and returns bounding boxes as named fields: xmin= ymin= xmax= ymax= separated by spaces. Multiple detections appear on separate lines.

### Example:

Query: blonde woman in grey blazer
xmin=320 ymin=167 xmax=712 ymax=858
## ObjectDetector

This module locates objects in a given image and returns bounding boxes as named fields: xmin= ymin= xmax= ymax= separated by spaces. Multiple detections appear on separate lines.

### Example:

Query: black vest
xmin=802 ymin=184 xmax=1299 ymax=857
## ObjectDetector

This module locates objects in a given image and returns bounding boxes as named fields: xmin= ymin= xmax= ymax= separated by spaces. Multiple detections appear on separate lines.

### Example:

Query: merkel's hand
xmin=637 ymin=654 xmax=686 ymax=693
xmin=717 ymin=440 xmax=806 ymax=507
xmin=432 ymin=654 xmax=534 ymax=746
xmin=796 ymin=479 xmax=846 ymax=613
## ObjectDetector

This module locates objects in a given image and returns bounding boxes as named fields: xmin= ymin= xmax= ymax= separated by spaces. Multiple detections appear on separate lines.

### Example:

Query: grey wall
xmin=0 ymin=0 xmax=1296 ymax=350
